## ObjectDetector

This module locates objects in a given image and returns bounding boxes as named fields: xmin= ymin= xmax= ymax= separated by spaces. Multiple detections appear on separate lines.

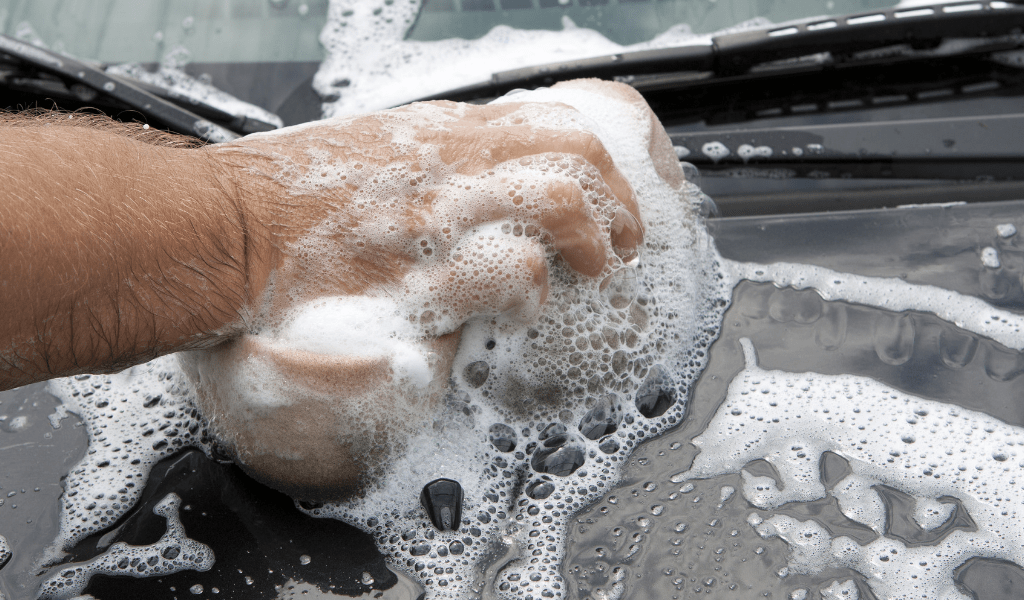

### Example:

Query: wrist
xmin=201 ymin=145 xmax=282 ymax=324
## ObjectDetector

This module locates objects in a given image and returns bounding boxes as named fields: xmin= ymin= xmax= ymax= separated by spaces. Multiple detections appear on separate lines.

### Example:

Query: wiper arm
xmin=421 ymin=0 xmax=1024 ymax=103
xmin=0 ymin=35 xmax=249 ymax=143
xmin=106 ymin=73 xmax=280 ymax=136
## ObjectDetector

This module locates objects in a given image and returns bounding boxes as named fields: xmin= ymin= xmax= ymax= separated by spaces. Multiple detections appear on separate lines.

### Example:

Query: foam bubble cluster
xmin=38 ymin=493 xmax=213 ymax=599
xmin=0 ymin=534 xmax=10 ymax=569
xmin=313 ymin=0 xmax=761 ymax=117
xmin=724 ymin=260 xmax=1024 ymax=350
xmin=43 ymin=83 xmax=729 ymax=599
xmin=676 ymin=338 xmax=1024 ymax=600
xmin=45 ymin=358 xmax=207 ymax=566
xmin=291 ymin=86 xmax=729 ymax=599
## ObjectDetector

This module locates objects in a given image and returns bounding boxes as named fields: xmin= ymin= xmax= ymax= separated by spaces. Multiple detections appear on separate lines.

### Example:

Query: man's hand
xmin=185 ymin=80 xmax=680 ymax=500
xmin=213 ymin=89 xmax=645 ymax=334
xmin=0 ymin=79 xmax=683 ymax=499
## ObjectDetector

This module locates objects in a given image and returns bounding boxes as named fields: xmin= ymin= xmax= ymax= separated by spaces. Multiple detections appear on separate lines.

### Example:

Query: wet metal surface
xmin=3 ymin=201 xmax=1024 ymax=599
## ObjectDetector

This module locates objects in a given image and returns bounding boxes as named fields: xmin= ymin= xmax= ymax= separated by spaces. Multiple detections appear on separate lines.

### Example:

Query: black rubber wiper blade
xmin=0 ymin=34 xmax=239 ymax=143
xmin=420 ymin=0 xmax=1024 ymax=103
xmin=105 ymin=73 xmax=279 ymax=136
xmin=714 ymin=0 xmax=1024 ymax=74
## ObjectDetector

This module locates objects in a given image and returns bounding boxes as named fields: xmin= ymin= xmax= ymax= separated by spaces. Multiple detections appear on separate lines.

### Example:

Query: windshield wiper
xmin=420 ymin=0 xmax=1024 ymax=105
xmin=0 ymin=35 xmax=277 ymax=142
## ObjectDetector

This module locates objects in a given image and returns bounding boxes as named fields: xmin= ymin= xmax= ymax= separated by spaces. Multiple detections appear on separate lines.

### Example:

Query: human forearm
xmin=0 ymin=120 xmax=269 ymax=389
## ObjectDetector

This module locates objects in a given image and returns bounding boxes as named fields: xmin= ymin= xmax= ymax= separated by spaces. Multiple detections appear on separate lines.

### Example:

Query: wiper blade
xmin=421 ymin=0 xmax=1024 ymax=103
xmin=106 ymin=73 xmax=279 ymax=136
xmin=0 ymin=35 xmax=246 ymax=143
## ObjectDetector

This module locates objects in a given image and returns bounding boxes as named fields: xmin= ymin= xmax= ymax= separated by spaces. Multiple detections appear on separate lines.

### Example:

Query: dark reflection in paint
xmin=819 ymin=451 xmax=852 ymax=491
xmin=955 ymin=557 xmax=1024 ymax=600
xmin=873 ymin=486 xmax=977 ymax=548
xmin=722 ymin=282 xmax=1024 ymax=427
xmin=55 ymin=450 xmax=397 ymax=600
xmin=566 ymin=273 xmax=1021 ymax=599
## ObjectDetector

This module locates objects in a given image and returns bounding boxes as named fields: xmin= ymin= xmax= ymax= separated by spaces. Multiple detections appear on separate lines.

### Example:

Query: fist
xmin=184 ymin=79 xmax=680 ymax=501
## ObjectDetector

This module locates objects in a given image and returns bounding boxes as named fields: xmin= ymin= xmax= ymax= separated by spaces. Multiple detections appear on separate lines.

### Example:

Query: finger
xmin=611 ymin=206 xmax=643 ymax=265
xmin=540 ymin=180 xmax=610 ymax=278
xmin=493 ymin=128 xmax=643 ymax=256
xmin=646 ymin=111 xmax=685 ymax=189
xmin=419 ymin=124 xmax=644 ymax=256
xmin=437 ymin=167 xmax=616 ymax=279
xmin=547 ymin=79 xmax=688 ymax=187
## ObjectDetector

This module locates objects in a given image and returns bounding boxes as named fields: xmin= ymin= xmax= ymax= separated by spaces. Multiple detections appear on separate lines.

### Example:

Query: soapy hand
xmin=217 ymin=82 xmax=646 ymax=330
xmin=0 ymin=80 xmax=681 ymax=500
xmin=185 ymin=80 xmax=683 ymax=500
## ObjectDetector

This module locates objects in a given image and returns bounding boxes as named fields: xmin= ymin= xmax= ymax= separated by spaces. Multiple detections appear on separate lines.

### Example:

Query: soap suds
xmin=676 ymin=338 xmax=1024 ymax=600
xmin=981 ymin=246 xmax=1001 ymax=269
xmin=45 ymin=359 xmax=206 ymax=567
xmin=723 ymin=260 xmax=1024 ymax=350
xmin=819 ymin=579 xmax=859 ymax=600
xmin=108 ymin=54 xmax=284 ymax=128
xmin=47 ymin=83 xmax=729 ymax=600
xmin=278 ymin=296 xmax=433 ymax=387
xmin=996 ymin=223 xmax=1017 ymax=238
xmin=313 ymin=0 xmax=769 ymax=117
xmin=754 ymin=515 xmax=832 ymax=575
xmin=914 ymin=497 xmax=957 ymax=531
xmin=0 ymin=534 xmax=10 ymax=569
xmin=38 ymin=493 xmax=213 ymax=600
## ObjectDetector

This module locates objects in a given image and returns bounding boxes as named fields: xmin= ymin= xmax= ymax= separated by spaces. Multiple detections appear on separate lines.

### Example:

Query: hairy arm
xmin=0 ymin=80 xmax=659 ymax=402
xmin=0 ymin=117 xmax=271 ymax=390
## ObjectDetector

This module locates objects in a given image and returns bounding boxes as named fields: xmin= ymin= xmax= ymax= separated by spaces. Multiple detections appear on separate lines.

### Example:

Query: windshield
xmin=0 ymin=0 xmax=903 ymax=123
xmin=407 ymin=0 xmax=893 ymax=44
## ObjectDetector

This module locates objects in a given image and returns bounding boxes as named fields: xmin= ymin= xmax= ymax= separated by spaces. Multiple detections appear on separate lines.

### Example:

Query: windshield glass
xmin=407 ymin=0 xmax=893 ymax=44
xmin=0 ymin=0 xmax=329 ymax=64
xmin=0 ymin=0 xmax=902 ymax=123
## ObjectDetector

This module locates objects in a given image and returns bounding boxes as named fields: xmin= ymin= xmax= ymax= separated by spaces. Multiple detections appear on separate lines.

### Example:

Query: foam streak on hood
xmin=679 ymin=338 xmax=1024 ymax=600
xmin=724 ymin=260 xmax=1024 ymax=350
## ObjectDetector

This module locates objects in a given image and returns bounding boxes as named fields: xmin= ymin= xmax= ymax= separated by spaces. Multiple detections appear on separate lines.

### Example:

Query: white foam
xmin=819 ymin=579 xmax=859 ymax=600
xmin=723 ymin=260 xmax=1024 ymax=350
xmin=38 ymin=493 xmax=213 ymax=600
xmin=913 ymin=497 xmax=956 ymax=531
xmin=107 ymin=46 xmax=283 ymax=128
xmin=754 ymin=515 xmax=832 ymax=575
xmin=45 ymin=359 xmax=206 ymax=567
xmin=981 ymin=246 xmax=1001 ymax=269
xmin=701 ymin=141 xmax=730 ymax=163
xmin=737 ymin=144 xmax=773 ymax=162
xmin=278 ymin=296 xmax=432 ymax=387
xmin=676 ymin=339 xmax=1024 ymax=600
xmin=312 ymin=0 xmax=772 ymax=117
xmin=996 ymin=223 xmax=1017 ymax=238
xmin=831 ymin=474 xmax=886 ymax=534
